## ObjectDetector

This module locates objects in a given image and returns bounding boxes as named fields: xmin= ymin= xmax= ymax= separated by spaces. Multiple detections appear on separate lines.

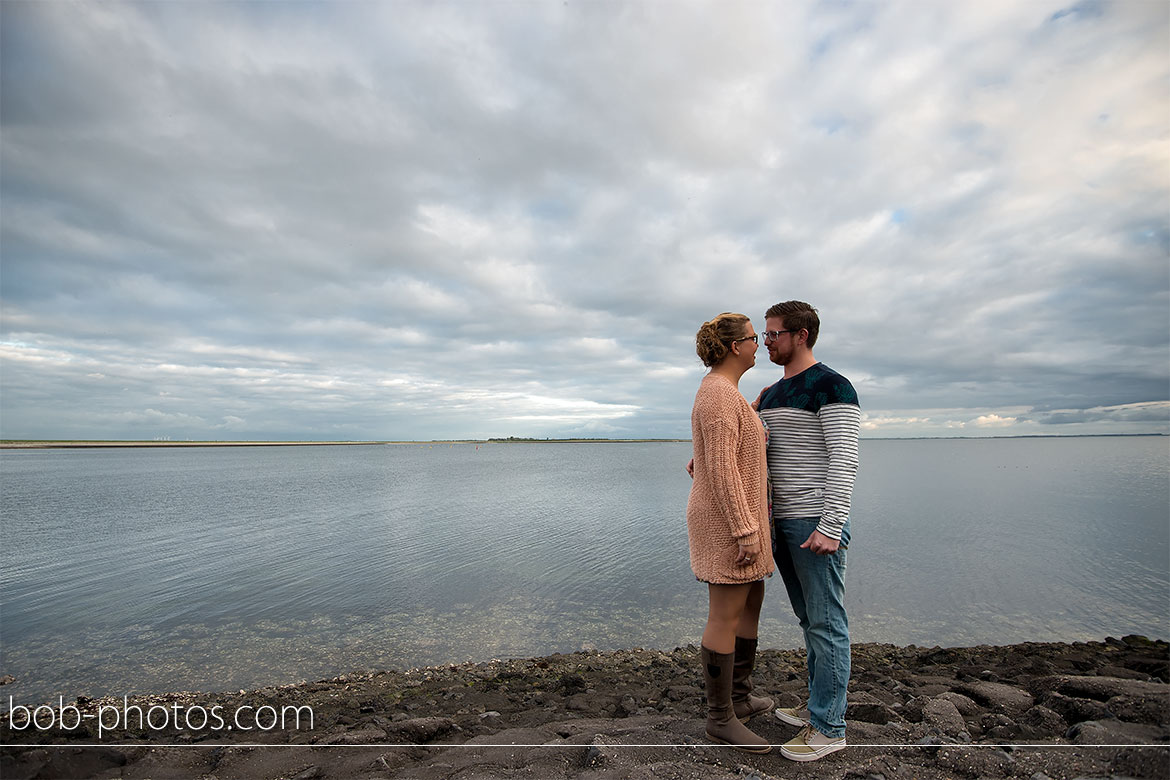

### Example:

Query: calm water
xmin=1 ymin=437 xmax=1167 ymax=704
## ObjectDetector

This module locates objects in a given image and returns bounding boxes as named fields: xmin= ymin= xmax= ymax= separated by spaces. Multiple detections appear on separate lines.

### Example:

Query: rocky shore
xmin=2 ymin=636 xmax=1167 ymax=779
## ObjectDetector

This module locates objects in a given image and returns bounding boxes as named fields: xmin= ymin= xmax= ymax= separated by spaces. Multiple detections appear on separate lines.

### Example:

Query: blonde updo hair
xmin=695 ymin=312 xmax=751 ymax=367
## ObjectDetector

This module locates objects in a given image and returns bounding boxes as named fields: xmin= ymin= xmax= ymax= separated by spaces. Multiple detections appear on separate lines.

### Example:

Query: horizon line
xmin=1 ymin=432 xmax=1166 ymax=449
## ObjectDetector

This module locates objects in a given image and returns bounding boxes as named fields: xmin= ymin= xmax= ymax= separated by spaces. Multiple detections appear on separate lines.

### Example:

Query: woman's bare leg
xmin=735 ymin=580 xmax=765 ymax=639
xmin=702 ymin=582 xmax=753 ymax=653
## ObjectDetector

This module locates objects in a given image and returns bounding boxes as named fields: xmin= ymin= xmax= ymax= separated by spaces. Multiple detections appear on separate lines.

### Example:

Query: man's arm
xmin=750 ymin=384 xmax=771 ymax=411
xmin=814 ymin=402 xmax=861 ymax=542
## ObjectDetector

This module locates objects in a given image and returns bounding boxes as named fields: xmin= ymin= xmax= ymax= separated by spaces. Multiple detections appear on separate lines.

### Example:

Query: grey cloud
xmin=2 ymin=0 xmax=1167 ymax=441
xmin=1025 ymin=401 xmax=1170 ymax=426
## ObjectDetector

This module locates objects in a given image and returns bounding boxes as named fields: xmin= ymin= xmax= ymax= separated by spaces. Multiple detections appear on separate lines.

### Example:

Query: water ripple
xmin=1 ymin=438 xmax=1166 ymax=705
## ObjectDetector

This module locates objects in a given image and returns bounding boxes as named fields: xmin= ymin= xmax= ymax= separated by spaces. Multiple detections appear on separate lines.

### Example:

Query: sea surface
xmin=1 ymin=437 xmax=1167 ymax=704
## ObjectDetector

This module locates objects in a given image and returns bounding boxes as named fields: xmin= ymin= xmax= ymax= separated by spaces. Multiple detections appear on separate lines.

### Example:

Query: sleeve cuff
xmin=815 ymin=521 xmax=844 ymax=540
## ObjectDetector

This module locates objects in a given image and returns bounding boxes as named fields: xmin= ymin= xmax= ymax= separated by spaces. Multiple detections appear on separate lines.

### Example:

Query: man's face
xmin=764 ymin=316 xmax=797 ymax=366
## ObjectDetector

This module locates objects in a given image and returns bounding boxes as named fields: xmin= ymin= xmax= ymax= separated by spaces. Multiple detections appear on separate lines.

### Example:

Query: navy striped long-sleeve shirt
xmin=757 ymin=363 xmax=861 ymax=540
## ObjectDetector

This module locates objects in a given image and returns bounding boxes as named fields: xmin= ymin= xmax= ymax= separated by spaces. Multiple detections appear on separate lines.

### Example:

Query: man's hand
xmin=750 ymin=386 xmax=768 ymax=411
xmin=800 ymin=530 xmax=840 ymax=555
xmin=685 ymin=458 xmax=694 ymax=478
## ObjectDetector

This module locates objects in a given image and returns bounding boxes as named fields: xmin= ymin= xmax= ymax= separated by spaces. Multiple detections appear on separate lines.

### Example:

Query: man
xmin=755 ymin=300 xmax=860 ymax=762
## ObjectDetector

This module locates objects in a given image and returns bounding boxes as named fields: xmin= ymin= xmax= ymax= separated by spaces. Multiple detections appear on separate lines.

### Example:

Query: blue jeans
xmin=773 ymin=517 xmax=850 ymax=738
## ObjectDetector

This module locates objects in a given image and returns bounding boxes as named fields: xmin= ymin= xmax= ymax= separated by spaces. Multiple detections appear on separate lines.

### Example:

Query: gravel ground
xmin=2 ymin=636 xmax=1167 ymax=779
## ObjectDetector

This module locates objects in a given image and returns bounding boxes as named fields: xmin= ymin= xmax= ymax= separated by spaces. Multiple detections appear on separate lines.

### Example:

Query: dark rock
xmin=915 ymin=683 xmax=954 ymax=696
xmin=922 ymin=698 xmax=967 ymax=738
xmin=845 ymin=755 xmax=904 ymax=780
xmin=1040 ymin=691 xmax=1116 ymax=724
xmin=986 ymin=723 xmax=1020 ymax=741
xmin=923 ymin=647 xmax=965 ymax=665
xmin=583 ymin=735 xmax=623 ymax=767
xmin=566 ymin=694 xmax=593 ymax=711
xmin=936 ymin=691 xmax=980 ymax=716
xmin=615 ymin=695 xmax=638 ymax=717
xmin=954 ymin=681 xmax=1034 ymax=716
xmin=661 ymin=685 xmax=696 ymax=702
xmin=1066 ymin=718 xmax=1169 ymax=745
xmin=1059 ymin=649 xmax=1098 ymax=673
xmin=1126 ymin=655 xmax=1170 ymax=682
xmin=1017 ymin=704 xmax=1068 ymax=737
xmin=935 ymin=745 xmax=1014 ymax=777
xmin=22 ymin=747 xmax=127 ymax=780
xmin=855 ymin=685 xmax=902 ymax=706
xmin=1105 ymin=693 xmax=1170 ymax=725
xmin=559 ymin=674 xmax=587 ymax=694
xmin=1034 ymin=674 xmax=1169 ymax=702
xmin=903 ymin=674 xmax=958 ymax=688
xmin=962 ymin=666 xmax=1001 ymax=682
xmin=981 ymin=710 xmax=1023 ymax=741
xmin=1110 ymin=745 xmax=1170 ymax=778
xmin=583 ymin=744 xmax=604 ymax=766
xmin=1027 ymin=658 xmax=1056 ymax=675
xmin=846 ymin=690 xmax=899 ymax=724
xmin=321 ymin=727 xmax=388 ymax=744
xmin=981 ymin=713 xmax=1014 ymax=730
xmin=0 ymin=747 xmax=49 ymax=780
xmin=902 ymin=696 xmax=928 ymax=723
xmin=1099 ymin=664 xmax=1153 ymax=680
xmin=386 ymin=716 xmax=459 ymax=742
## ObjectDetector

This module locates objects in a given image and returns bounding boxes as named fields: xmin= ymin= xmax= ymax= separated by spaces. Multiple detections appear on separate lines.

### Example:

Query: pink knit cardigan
xmin=686 ymin=374 xmax=773 ymax=583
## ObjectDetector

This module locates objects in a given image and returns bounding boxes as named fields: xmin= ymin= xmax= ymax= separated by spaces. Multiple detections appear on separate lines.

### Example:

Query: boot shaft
xmin=701 ymin=645 xmax=736 ymax=714
xmin=732 ymin=635 xmax=758 ymax=698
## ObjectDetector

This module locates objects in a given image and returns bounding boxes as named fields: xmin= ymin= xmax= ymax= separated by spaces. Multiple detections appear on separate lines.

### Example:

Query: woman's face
xmin=735 ymin=320 xmax=759 ymax=368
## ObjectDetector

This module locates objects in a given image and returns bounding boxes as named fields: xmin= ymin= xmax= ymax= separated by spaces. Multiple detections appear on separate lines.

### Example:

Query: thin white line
xmin=2 ymin=743 xmax=1166 ymax=749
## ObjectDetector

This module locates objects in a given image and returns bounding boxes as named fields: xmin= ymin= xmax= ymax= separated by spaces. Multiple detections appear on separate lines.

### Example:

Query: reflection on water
xmin=1 ymin=438 xmax=1166 ymax=704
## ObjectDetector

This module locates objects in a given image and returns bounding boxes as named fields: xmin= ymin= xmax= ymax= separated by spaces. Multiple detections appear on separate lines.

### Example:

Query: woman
xmin=687 ymin=312 xmax=775 ymax=753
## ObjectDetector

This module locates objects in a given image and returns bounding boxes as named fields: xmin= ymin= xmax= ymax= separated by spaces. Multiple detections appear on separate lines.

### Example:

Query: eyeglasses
xmin=732 ymin=334 xmax=758 ymax=344
xmin=763 ymin=329 xmax=798 ymax=341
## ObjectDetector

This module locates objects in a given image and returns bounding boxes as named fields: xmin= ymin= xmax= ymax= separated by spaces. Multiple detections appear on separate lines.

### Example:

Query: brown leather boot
xmin=732 ymin=636 xmax=775 ymax=722
xmin=701 ymin=645 xmax=772 ymax=753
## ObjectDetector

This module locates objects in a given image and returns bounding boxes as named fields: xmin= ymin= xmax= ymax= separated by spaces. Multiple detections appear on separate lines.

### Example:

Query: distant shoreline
xmin=0 ymin=439 xmax=691 ymax=449
xmin=0 ymin=440 xmax=395 ymax=449
xmin=0 ymin=433 xmax=1163 ymax=449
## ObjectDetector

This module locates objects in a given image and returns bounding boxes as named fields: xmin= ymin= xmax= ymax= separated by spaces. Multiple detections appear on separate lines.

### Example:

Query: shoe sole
xmin=774 ymin=710 xmax=810 ymax=727
xmin=780 ymin=741 xmax=846 ymax=761
xmin=705 ymin=732 xmax=773 ymax=754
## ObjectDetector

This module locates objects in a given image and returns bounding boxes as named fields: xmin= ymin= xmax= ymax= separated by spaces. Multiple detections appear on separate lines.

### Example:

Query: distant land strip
xmin=0 ymin=440 xmax=393 ymax=448
xmin=0 ymin=438 xmax=691 ymax=449
xmin=1 ymin=433 xmax=1161 ymax=449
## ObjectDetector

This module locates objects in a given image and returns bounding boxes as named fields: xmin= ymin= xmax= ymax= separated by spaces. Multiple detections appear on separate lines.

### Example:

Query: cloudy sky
xmin=2 ymin=0 xmax=1167 ymax=441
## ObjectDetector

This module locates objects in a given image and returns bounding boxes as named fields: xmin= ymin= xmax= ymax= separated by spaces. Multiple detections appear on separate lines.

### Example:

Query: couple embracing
xmin=687 ymin=300 xmax=861 ymax=762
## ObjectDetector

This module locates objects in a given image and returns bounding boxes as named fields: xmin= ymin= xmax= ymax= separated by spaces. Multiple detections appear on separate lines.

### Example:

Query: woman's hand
xmin=736 ymin=540 xmax=761 ymax=566
xmin=685 ymin=458 xmax=694 ymax=478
